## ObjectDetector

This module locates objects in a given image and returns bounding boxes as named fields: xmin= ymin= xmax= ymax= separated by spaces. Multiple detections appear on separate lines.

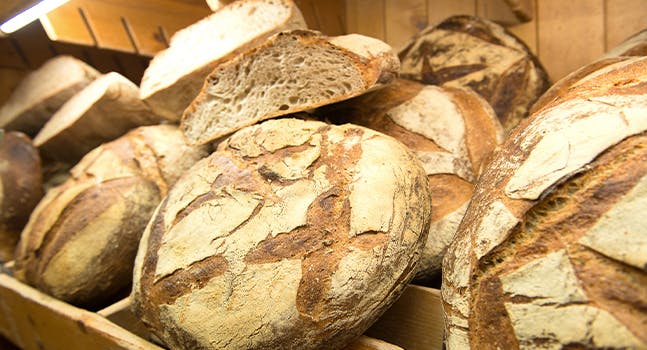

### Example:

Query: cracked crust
xmin=318 ymin=79 xmax=503 ymax=281
xmin=442 ymin=56 xmax=647 ymax=349
xmin=132 ymin=118 xmax=431 ymax=349
xmin=13 ymin=125 xmax=208 ymax=308
xmin=399 ymin=15 xmax=550 ymax=134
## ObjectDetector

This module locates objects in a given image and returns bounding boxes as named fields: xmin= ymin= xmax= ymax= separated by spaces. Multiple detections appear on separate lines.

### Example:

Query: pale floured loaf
xmin=181 ymin=30 xmax=400 ymax=145
xmin=0 ymin=132 xmax=43 ymax=262
xmin=399 ymin=15 xmax=550 ymax=133
xmin=139 ymin=0 xmax=307 ymax=121
xmin=442 ymin=56 xmax=647 ymax=349
xmin=33 ymin=72 xmax=161 ymax=164
xmin=132 ymin=118 xmax=431 ymax=349
xmin=13 ymin=125 xmax=208 ymax=308
xmin=319 ymin=78 xmax=503 ymax=281
xmin=0 ymin=56 xmax=100 ymax=136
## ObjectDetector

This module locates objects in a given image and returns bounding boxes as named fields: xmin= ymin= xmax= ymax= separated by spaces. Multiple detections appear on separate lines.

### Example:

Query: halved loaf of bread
xmin=139 ymin=0 xmax=306 ymax=121
xmin=0 ymin=56 xmax=100 ymax=136
xmin=34 ymin=72 xmax=161 ymax=163
xmin=181 ymin=29 xmax=400 ymax=145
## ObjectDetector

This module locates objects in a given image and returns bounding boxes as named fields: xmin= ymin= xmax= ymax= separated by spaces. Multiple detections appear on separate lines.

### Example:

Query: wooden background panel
xmin=385 ymin=0 xmax=428 ymax=51
xmin=605 ymin=0 xmax=647 ymax=50
xmin=505 ymin=0 xmax=537 ymax=54
xmin=346 ymin=0 xmax=386 ymax=40
xmin=537 ymin=0 xmax=605 ymax=81
xmin=427 ymin=0 xmax=476 ymax=26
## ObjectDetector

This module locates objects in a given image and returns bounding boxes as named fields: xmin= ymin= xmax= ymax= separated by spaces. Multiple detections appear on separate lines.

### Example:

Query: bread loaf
xmin=399 ymin=15 xmax=550 ymax=133
xmin=320 ymin=79 xmax=503 ymax=281
xmin=0 ymin=56 xmax=100 ymax=136
xmin=33 ymin=72 xmax=161 ymax=164
xmin=532 ymin=29 xmax=647 ymax=114
xmin=601 ymin=28 xmax=647 ymax=59
xmin=14 ymin=125 xmax=208 ymax=308
xmin=132 ymin=118 xmax=431 ymax=350
xmin=181 ymin=29 xmax=400 ymax=145
xmin=140 ymin=0 xmax=306 ymax=121
xmin=0 ymin=131 xmax=43 ymax=262
xmin=442 ymin=56 xmax=647 ymax=349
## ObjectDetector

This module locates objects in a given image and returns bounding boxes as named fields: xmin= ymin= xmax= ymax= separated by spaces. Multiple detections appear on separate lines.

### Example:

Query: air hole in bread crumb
xmin=288 ymin=96 xmax=298 ymax=104
xmin=293 ymin=57 xmax=305 ymax=65
xmin=279 ymin=104 xmax=289 ymax=110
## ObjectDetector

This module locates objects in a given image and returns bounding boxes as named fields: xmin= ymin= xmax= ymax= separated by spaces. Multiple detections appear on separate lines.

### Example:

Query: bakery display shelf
xmin=0 ymin=265 xmax=444 ymax=350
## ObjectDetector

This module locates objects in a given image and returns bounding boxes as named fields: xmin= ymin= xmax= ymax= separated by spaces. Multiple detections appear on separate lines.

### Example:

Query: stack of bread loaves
xmin=14 ymin=125 xmax=208 ymax=308
xmin=318 ymin=78 xmax=504 ymax=282
xmin=442 ymin=56 xmax=647 ymax=349
xmin=0 ymin=56 xmax=100 ymax=136
xmin=399 ymin=15 xmax=551 ymax=133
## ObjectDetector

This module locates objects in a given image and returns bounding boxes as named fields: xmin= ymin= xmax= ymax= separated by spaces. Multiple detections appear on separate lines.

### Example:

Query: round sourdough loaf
xmin=399 ymin=15 xmax=550 ymax=133
xmin=0 ymin=131 xmax=43 ymax=262
xmin=13 ymin=125 xmax=208 ymax=308
xmin=132 ymin=118 xmax=432 ymax=350
xmin=442 ymin=56 xmax=647 ymax=349
xmin=319 ymin=79 xmax=503 ymax=281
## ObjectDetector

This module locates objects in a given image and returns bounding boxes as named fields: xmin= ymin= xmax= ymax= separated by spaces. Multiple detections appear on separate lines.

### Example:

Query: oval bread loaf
xmin=399 ymin=15 xmax=550 ymax=133
xmin=0 ymin=131 xmax=43 ymax=262
xmin=320 ymin=78 xmax=503 ymax=281
xmin=0 ymin=56 xmax=100 ymax=136
xmin=13 ymin=125 xmax=209 ymax=308
xmin=34 ymin=72 xmax=161 ymax=164
xmin=132 ymin=118 xmax=432 ymax=350
xmin=442 ymin=56 xmax=647 ymax=349
xmin=181 ymin=29 xmax=400 ymax=145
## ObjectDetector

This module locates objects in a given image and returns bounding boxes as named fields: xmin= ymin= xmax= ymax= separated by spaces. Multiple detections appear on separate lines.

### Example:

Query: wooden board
xmin=0 ymin=272 xmax=443 ymax=350
xmin=366 ymin=285 xmax=444 ymax=350
xmin=385 ymin=0 xmax=428 ymax=51
xmin=41 ymin=0 xmax=210 ymax=56
xmin=0 ymin=274 xmax=161 ymax=350
xmin=345 ymin=0 xmax=386 ymax=40
xmin=427 ymin=0 xmax=475 ymax=26
xmin=537 ymin=0 xmax=605 ymax=80
xmin=604 ymin=0 xmax=647 ymax=50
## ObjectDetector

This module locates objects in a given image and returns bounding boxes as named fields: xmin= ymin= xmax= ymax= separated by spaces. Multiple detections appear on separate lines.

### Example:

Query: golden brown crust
xmin=399 ymin=15 xmax=550 ymax=133
xmin=442 ymin=56 xmax=647 ymax=349
xmin=132 ymin=119 xmax=431 ymax=350
xmin=0 ymin=132 xmax=43 ymax=262
xmin=318 ymin=79 xmax=502 ymax=280
xmin=13 ymin=125 xmax=208 ymax=308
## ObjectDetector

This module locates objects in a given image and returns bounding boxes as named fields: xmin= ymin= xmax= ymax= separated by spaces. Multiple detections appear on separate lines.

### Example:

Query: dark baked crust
xmin=399 ymin=15 xmax=550 ymax=133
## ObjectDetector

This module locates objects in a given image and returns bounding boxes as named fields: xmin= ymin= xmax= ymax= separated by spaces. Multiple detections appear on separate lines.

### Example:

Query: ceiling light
xmin=1 ymin=0 xmax=70 ymax=34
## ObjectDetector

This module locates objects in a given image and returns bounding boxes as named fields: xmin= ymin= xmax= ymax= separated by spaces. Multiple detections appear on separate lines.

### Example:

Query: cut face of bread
xmin=0 ymin=56 xmax=100 ymax=136
xmin=139 ymin=0 xmax=307 ymax=121
xmin=181 ymin=30 xmax=400 ymax=145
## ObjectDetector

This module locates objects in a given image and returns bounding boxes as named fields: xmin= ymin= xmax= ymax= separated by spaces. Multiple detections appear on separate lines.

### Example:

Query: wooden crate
xmin=0 ymin=269 xmax=444 ymax=350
